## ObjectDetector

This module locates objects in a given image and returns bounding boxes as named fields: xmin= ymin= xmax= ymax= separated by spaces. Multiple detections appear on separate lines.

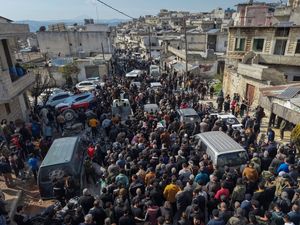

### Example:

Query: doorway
xmin=246 ymin=83 xmax=255 ymax=106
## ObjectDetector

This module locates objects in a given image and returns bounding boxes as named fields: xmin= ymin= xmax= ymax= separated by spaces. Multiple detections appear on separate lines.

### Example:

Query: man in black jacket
xmin=88 ymin=200 xmax=106 ymax=225
xmin=78 ymin=189 xmax=95 ymax=215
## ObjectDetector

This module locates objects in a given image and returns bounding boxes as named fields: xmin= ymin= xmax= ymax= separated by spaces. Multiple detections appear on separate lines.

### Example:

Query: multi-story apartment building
xmin=0 ymin=17 xmax=34 ymax=122
xmin=223 ymin=25 xmax=300 ymax=106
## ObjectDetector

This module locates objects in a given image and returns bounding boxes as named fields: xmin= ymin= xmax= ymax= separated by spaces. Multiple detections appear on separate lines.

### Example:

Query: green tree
xmin=60 ymin=63 xmax=80 ymax=88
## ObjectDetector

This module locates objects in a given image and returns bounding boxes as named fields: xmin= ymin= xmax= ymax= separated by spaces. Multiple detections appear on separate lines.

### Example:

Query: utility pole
xmin=101 ymin=42 xmax=105 ymax=60
xmin=184 ymin=17 xmax=188 ymax=89
xmin=148 ymin=26 xmax=152 ymax=60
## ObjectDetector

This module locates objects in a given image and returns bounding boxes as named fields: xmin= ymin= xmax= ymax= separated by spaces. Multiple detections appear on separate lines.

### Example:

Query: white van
xmin=194 ymin=131 xmax=248 ymax=168
xmin=149 ymin=65 xmax=160 ymax=80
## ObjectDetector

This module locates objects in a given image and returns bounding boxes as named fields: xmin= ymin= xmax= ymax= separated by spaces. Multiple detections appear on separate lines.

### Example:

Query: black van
xmin=38 ymin=136 xmax=85 ymax=199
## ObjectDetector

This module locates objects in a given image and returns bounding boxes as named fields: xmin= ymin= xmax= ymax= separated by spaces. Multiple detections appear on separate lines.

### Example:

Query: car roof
xmin=177 ymin=108 xmax=198 ymax=116
xmin=40 ymin=137 xmax=79 ymax=167
xmin=65 ymin=92 xmax=92 ymax=100
xmin=195 ymin=131 xmax=245 ymax=154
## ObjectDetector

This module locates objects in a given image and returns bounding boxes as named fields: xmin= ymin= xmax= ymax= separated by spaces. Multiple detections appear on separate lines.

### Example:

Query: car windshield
xmin=80 ymin=82 xmax=92 ymax=86
xmin=217 ymin=151 xmax=248 ymax=167
xmin=184 ymin=115 xmax=199 ymax=122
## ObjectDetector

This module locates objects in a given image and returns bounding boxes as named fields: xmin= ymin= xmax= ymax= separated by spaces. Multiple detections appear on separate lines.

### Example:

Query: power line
xmin=95 ymin=0 xmax=135 ymax=19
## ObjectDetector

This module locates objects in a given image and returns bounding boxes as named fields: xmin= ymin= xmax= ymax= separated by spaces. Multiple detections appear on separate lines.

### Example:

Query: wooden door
xmin=246 ymin=83 xmax=255 ymax=106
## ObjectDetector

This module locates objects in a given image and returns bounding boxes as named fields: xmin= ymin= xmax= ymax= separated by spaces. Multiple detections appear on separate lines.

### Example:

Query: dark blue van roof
xmin=40 ymin=137 xmax=79 ymax=167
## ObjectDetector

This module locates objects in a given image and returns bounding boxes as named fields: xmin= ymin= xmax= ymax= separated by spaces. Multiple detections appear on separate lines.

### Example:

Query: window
xmin=52 ymin=94 xmax=69 ymax=101
xmin=252 ymin=38 xmax=264 ymax=52
xmin=75 ymin=95 xmax=89 ymax=102
xmin=224 ymin=41 xmax=228 ymax=47
xmin=191 ymin=37 xmax=194 ymax=42
xmin=274 ymin=39 xmax=287 ymax=55
xmin=295 ymin=40 xmax=300 ymax=54
xmin=293 ymin=76 xmax=300 ymax=81
xmin=275 ymin=27 xmax=290 ymax=37
xmin=247 ymin=19 xmax=252 ymax=24
xmin=235 ymin=38 xmax=245 ymax=51
xmin=4 ymin=103 xmax=11 ymax=114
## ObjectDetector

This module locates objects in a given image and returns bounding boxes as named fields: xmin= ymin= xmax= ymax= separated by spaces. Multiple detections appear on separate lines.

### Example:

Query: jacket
xmin=163 ymin=183 xmax=181 ymax=203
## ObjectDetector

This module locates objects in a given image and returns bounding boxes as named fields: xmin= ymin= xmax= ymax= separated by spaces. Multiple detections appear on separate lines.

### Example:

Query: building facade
xmin=37 ymin=24 xmax=114 ymax=58
xmin=0 ymin=18 xmax=34 ymax=122
xmin=223 ymin=25 xmax=300 ymax=107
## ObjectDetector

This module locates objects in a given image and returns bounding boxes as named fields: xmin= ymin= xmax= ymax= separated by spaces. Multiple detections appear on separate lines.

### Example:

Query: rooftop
xmin=41 ymin=137 xmax=79 ymax=167
xmin=195 ymin=131 xmax=245 ymax=154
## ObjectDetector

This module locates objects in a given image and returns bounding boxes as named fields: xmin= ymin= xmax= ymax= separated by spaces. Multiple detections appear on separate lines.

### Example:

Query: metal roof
xmin=195 ymin=131 xmax=244 ymax=154
xmin=277 ymin=86 xmax=300 ymax=99
xmin=41 ymin=137 xmax=79 ymax=167
xmin=178 ymin=108 xmax=198 ymax=116
xmin=290 ymin=97 xmax=300 ymax=107
xmin=259 ymin=83 xmax=300 ymax=97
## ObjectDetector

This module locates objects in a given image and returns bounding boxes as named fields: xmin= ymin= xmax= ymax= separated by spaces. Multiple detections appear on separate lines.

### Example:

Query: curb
xmin=8 ymin=190 xmax=23 ymax=221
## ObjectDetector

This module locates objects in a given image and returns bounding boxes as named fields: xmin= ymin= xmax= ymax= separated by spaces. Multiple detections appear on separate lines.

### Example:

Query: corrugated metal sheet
xmin=277 ymin=86 xmax=300 ymax=99
xmin=259 ymin=83 xmax=300 ymax=97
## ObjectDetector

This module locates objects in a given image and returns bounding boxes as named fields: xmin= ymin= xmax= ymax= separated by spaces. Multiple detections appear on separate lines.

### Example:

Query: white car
xmin=46 ymin=92 xmax=72 ymax=107
xmin=211 ymin=113 xmax=243 ymax=130
xmin=75 ymin=81 xmax=97 ymax=91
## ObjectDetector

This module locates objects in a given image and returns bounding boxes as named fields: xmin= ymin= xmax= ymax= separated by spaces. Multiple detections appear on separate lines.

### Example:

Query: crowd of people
xmin=0 ymin=63 xmax=299 ymax=225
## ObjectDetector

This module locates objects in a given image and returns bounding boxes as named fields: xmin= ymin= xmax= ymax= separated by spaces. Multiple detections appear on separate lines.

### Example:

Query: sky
xmin=0 ymin=0 xmax=282 ymax=21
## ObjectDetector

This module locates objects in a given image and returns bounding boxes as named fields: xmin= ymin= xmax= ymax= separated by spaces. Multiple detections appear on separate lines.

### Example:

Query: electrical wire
xmin=95 ymin=0 xmax=135 ymax=19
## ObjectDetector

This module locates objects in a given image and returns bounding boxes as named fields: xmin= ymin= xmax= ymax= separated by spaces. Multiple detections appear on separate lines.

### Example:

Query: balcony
xmin=237 ymin=63 xmax=285 ymax=84
xmin=0 ymin=69 xmax=35 ymax=103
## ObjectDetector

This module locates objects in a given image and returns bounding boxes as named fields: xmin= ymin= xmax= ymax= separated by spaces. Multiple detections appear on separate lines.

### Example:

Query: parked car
xmin=210 ymin=113 xmax=243 ymax=130
xmin=46 ymin=92 xmax=72 ymax=107
xmin=176 ymin=108 xmax=201 ymax=124
xmin=75 ymin=81 xmax=97 ymax=91
xmin=55 ymin=93 xmax=97 ymax=122
xmin=149 ymin=65 xmax=160 ymax=80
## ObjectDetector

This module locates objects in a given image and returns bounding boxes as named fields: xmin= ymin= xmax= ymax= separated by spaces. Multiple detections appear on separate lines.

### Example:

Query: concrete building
xmin=37 ymin=23 xmax=114 ymax=58
xmin=0 ymin=17 xmax=34 ymax=122
xmin=260 ymin=83 xmax=300 ymax=125
xmin=273 ymin=0 xmax=300 ymax=25
xmin=233 ymin=2 xmax=274 ymax=26
xmin=223 ymin=25 xmax=300 ymax=107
